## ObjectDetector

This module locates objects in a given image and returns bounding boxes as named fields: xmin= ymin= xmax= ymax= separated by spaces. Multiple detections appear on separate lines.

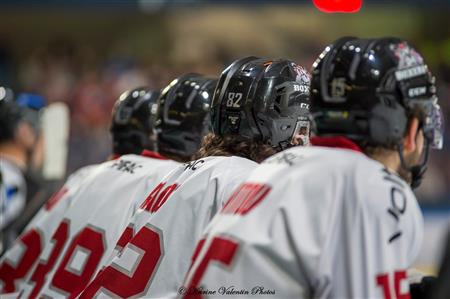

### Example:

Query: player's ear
xmin=402 ymin=117 xmax=420 ymax=154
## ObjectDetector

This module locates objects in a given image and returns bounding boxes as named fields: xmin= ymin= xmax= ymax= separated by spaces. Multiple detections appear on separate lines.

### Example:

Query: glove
xmin=410 ymin=276 xmax=437 ymax=299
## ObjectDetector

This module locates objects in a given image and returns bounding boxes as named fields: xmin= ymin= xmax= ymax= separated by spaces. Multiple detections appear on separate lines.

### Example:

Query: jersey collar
xmin=141 ymin=150 xmax=168 ymax=160
xmin=310 ymin=136 xmax=363 ymax=153
xmin=110 ymin=154 xmax=121 ymax=160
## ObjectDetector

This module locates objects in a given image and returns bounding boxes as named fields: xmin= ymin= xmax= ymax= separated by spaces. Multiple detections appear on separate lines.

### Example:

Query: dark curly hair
xmin=195 ymin=133 xmax=277 ymax=163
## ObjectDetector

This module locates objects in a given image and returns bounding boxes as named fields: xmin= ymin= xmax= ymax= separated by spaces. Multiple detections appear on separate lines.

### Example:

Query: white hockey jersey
xmin=0 ymin=158 xmax=26 ymax=231
xmin=78 ymin=155 xmax=257 ymax=299
xmin=0 ymin=163 xmax=96 ymax=294
xmin=182 ymin=144 xmax=424 ymax=299
xmin=18 ymin=151 xmax=179 ymax=299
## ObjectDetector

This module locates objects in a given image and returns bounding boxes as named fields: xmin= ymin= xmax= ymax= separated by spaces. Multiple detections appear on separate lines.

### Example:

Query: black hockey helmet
xmin=311 ymin=37 xmax=443 ymax=187
xmin=110 ymin=87 xmax=160 ymax=155
xmin=212 ymin=56 xmax=311 ymax=150
xmin=155 ymin=74 xmax=217 ymax=158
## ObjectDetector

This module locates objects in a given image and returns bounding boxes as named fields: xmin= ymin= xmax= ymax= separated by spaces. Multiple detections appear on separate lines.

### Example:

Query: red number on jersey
xmin=24 ymin=222 xmax=106 ymax=299
xmin=27 ymin=221 xmax=69 ymax=298
xmin=140 ymin=182 xmax=178 ymax=213
xmin=115 ymin=225 xmax=134 ymax=252
xmin=78 ymin=224 xmax=163 ymax=298
xmin=0 ymin=229 xmax=42 ymax=293
xmin=0 ymin=186 xmax=70 ymax=293
xmin=376 ymin=270 xmax=410 ymax=299
xmin=183 ymin=236 xmax=239 ymax=299
xmin=221 ymin=183 xmax=271 ymax=215
xmin=49 ymin=226 xmax=106 ymax=298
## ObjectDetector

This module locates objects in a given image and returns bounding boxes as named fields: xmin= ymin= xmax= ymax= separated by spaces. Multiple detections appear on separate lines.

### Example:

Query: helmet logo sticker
xmin=292 ymin=64 xmax=311 ymax=85
xmin=395 ymin=65 xmax=428 ymax=81
xmin=293 ymin=84 xmax=310 ymax=94
xmin=392 ymin=43 xmax=424 ymax=68
xmin=408 ymin=86 xmax=427 ymax=98
xmin=331 ymin=77 xmax=347 ymax=98
xmin=300 ymin=103 xmax=310 ymax=109
xmin=226 ymin=114 xmax=241 ymax=132
xmin=392 ymin=43 xmax=428 ymax=81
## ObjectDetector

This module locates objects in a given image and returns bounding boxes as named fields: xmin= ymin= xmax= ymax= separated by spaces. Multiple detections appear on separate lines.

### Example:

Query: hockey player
xmin=0 ymin=89 xmax=46 ymax=251
xmin=0 ymin=86 xmax=168 ymax=296
xmin=0 ymin=87 xmax=161 ymax=295
xmin=17 ymin=76 xmax=216 ymax=299
xmin=78 ymin=57 xmax=311 ymax=298
xmin=181 ymin=38 xmax=444 ymax=298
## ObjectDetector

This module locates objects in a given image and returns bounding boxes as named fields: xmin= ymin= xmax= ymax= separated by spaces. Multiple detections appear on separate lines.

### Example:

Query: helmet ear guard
xmin=369 ymin=100 xmax=408 ymax=146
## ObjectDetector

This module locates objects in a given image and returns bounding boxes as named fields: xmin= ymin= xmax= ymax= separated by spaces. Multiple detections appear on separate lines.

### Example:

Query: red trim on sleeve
xmin=141 ymin=150 xmax=168 ymax=160
xmin=310 ymin=136 xmax=363 ymax=153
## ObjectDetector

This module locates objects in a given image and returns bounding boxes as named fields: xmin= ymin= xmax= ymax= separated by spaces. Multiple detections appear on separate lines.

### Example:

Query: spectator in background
xmin=0 ymin=89 xmax=45 ymax=253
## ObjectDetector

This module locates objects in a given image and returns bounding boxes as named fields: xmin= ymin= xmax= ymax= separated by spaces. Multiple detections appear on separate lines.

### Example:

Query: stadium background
xmin=0 ymin=0 xmax=449 ymax=272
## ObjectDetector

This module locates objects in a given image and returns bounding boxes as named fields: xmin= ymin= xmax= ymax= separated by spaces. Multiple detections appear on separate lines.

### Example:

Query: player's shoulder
xmin=170 ymin=156 xmax=256 ymax=188
xmin=258 ymin=146 xmax=368 ymax=183
xmin=65 ymin=163 xmax=99 ymax=186
xmin=220 ymin=156 xmax=258 ymax=170
xmin=289 ymin=145 xmax=371 ymax=166
xmin=298 ymin=146 xmax=415 ymax=203
xmin=317 ymin=148 xmax=419 ymax=223
xmin=182 ymin=155 xmax=255 ymax=171
xmin=100 ymin=153 xmax=179 ymax=174
xmin=357 ymin=163 xmax=416 ymax=212
xmin=0 ymin=158 xmax=25 ymax=185
xmin=263 ymin=145 xmax=414 ymax=199
xmin=122 ymin=153 xmax=178 ymax=166
xmin=195 ymin=155 xmax=257 ymax=175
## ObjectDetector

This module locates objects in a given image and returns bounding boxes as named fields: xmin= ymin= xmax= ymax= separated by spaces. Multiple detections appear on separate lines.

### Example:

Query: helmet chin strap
xmin=397 ymin=141 xmax=430 ymax=189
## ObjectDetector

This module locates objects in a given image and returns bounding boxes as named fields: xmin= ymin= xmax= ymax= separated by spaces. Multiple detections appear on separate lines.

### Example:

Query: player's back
xmin=19 ymin=151 xmax=179 ymax=299
xmin=0 ymin=163 xmax=97 ymax=294
xmin=182 ymin=146 xmax=423 ymax=298
xmin=78 ymin=155 xmax=257 ymax=298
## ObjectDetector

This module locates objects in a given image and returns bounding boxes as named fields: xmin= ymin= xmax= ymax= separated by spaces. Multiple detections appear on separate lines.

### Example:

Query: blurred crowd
xmin=1 ymin=36 xmax=449 ymax=206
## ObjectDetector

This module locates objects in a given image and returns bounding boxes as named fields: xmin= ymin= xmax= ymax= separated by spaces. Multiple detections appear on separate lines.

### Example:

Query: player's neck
xmin=0 ymin=143 xmax=28 ymax=170
xmin=369 ymin=151 xmax=401 ymax=176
